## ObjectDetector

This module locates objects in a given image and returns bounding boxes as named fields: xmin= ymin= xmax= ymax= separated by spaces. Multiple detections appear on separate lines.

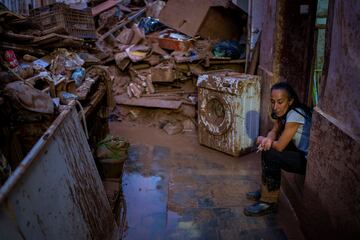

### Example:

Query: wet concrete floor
xmin=110 ymin=121 xmax=305 ymax=240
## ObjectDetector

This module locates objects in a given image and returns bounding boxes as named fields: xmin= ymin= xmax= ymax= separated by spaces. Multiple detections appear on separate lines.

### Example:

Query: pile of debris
xmin=0 ymin=0 xmax=248 ymax=184
xmin=91 ymin=0 xmax=247 ymax=131
xmin=0 ymin=2 xmax=114 ymax=184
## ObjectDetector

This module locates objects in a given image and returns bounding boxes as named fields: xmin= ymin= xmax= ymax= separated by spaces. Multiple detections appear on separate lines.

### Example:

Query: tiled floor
xmin=110 ymin=122 xmax=305 ymax=240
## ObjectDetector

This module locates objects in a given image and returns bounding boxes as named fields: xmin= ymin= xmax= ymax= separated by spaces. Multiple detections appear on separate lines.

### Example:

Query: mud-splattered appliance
xmin=197 ymin=71 xmax=261 ymax=156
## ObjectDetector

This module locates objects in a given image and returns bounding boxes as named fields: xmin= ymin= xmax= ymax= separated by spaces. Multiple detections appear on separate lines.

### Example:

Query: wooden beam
xmin=97 ymin=7 xmax=146 ymax=41
xmin=115 ymin=94 xmax=182 ymax=109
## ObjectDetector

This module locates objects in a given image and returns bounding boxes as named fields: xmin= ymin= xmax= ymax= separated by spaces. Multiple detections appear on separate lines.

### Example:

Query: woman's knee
xmin=261 ymin=150 xmax=282 ymax=169
xmin=262 ymin=149 xmax=281 ymax=161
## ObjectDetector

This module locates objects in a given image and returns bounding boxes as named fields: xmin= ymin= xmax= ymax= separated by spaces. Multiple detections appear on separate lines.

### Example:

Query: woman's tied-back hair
xmin=270 ymin=82 xmax=311 ymax=120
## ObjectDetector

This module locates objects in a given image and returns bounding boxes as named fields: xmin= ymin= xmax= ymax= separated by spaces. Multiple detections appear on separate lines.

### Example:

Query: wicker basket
xmin=30 ymin=3 xmax=96 ymax=39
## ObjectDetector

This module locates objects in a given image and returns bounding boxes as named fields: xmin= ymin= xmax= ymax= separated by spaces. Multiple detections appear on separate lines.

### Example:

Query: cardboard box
xmin=159 ymin=0 xmax=244 ymax=40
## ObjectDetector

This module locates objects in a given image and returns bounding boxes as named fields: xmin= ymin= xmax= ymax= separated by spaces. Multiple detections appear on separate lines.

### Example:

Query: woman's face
xmin=271 ymin=89 xmax=293 ymax=117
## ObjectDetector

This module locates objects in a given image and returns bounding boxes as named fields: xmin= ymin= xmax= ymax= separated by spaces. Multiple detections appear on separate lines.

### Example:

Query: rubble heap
xmin=0 ymin=0 xmax=248 ymax=184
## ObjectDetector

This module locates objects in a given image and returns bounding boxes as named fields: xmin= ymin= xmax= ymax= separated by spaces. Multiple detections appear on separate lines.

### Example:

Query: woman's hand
xmin=262 ymin=138 xmax=273 ymax=151
xmin=256 ymin=136 xmax=265 ymax=145
xmin=256 ymin=136 xmax=274 ymax=152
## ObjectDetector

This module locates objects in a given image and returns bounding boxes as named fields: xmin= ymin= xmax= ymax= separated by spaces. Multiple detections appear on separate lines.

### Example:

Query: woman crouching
xmin=244 ymin=82 xmax=312 ymax=216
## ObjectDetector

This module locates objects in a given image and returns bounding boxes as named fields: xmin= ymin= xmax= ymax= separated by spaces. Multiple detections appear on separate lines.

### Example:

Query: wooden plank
xmin=0 ymin=42 xmax=47 ymax=56
xmin=209 ymin=59 xmax=246 ymax=64
xmin=142 ymin=90 xmax=195 ymax=96
xmin=3 ymin=32 xmax=34 ymax=41
xmin=248 ymin=32 xmax=261 ymax=75
xmin=92 ymin=0 xmax=121 ymax=16
xmin=83 ymin=84 xmax=107 ymax=118
xmin=33 ymin=33 xmax=83 ymax=45
xmin=0 ymin=10 xmax=25 ymax=20
xmin=97 ymin=7 xmax=146 ymax=41
xmin=115 ymin=94 xmax=182 ymax=109
xmin=76 ymin=76 xmax=99 ymax=101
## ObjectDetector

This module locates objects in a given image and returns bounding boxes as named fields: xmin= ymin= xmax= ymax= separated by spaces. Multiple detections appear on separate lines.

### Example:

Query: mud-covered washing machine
xmin=197 ymin=71 xmax=261 ymax=156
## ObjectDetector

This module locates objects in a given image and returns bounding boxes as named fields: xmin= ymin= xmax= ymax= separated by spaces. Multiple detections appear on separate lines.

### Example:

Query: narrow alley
xmin=0 ymin=0 xmax=359 ymax=240
xmin=110 ymin=121 xmax=304 ymax=239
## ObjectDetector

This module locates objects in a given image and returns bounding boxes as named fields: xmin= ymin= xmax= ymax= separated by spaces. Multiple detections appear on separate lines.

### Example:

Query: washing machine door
xmin=199 ymin=92 xmax=233 ymax=135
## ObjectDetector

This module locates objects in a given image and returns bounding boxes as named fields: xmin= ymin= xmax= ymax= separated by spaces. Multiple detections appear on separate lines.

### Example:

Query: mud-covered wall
xmin=302 ymin=111 xmax=360 ymax=239
xmin=259 ymin=0 xmax=276 ymax=71
xmin=272 ymin=0 xmax=317 ymax=231
xmin=258 ymin=0 xmax=277 ymax=135
xmin=258 ymin=0 xmax=315 ymax=132
xmin=275 ymin=0 xmax=315 ymax=102
xmin=318 ymin=0 xmax=360 ymax=139
xmin=259 ymin=0 xmax=360 ymax=238
xmin=301 ymin=1 xmax=360 ymax=239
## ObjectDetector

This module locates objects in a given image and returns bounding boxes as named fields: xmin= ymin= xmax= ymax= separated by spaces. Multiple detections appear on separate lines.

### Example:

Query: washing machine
xmin=197 ymin=71 xmax=261 ymax=156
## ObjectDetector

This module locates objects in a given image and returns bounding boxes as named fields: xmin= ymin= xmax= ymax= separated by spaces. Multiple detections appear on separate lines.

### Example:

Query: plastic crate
xmin=30 ymin=3 xmax=96 ymax=39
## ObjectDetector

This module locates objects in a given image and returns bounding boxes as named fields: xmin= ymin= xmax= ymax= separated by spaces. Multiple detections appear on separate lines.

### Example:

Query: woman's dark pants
xmin=260 ymin=145 xmax=307 ymax=203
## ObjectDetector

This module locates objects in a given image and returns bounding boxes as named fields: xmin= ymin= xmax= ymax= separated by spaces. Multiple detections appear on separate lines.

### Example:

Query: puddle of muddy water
xmin=121 ymin=172 xmax=213 ymax=240
xmin=122 ymin=172 xmax=179 ymax=239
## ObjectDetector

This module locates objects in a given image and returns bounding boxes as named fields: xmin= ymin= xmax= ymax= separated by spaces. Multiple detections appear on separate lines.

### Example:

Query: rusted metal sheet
xmin=0 ymin=105 xmax=118 ymax=240
xmin=282 ymin=1 xmax=360 ymax=238
xmin=197 ymin=71 xmax=261 ymax=156
xmin=319 ymin=0 xmax=360 ymax=140
xmin=303 ymin=110 xmax=360 ymax=238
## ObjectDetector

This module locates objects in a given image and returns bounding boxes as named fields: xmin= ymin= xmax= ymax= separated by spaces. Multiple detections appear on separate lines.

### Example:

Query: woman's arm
xmin=266 ymin=120 xmax=279 ymax=140
xmin=271 ymin=122 xmax=301 ymax=151
xmin=257 ymin=120 xmax=279 ymax=150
